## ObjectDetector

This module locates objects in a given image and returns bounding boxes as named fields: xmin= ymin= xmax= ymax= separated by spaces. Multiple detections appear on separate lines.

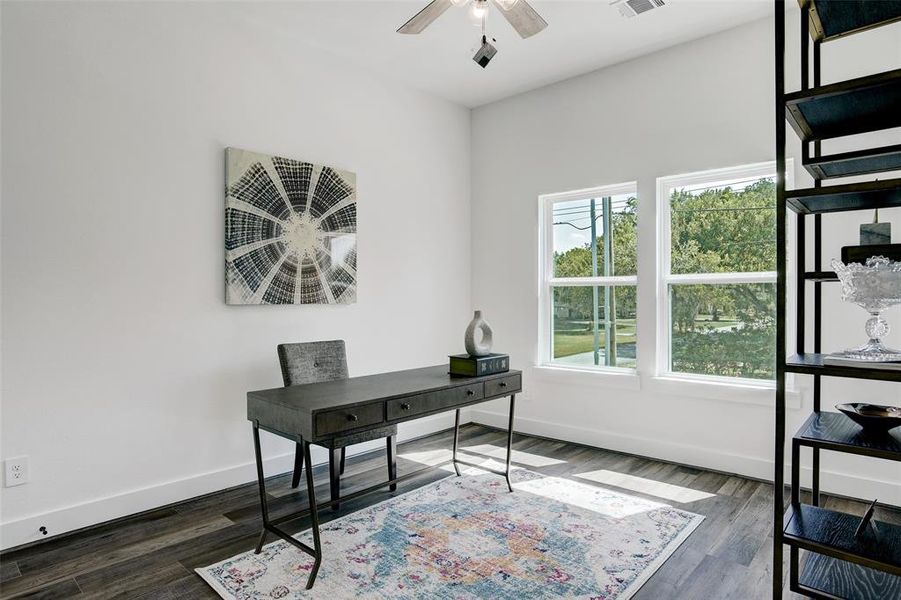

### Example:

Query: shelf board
xmin=797 ymin=553 xmax=901 ymax=600
xmin=785 ymin=69 xmax=901 ymax=141
xmin=805 ymin=144 xmax=901 ymax=180
xmin=783 ymin=504 xmax=901 ymax=575
xmin=786 ymin=353 xmax=901 ymax=382
xmin=785 ymin=178 xmax=901 ymax=214
xmin=795 ymin=411 xmax=901 ymax=461
xmin=804 ymin=271 xmax=838 ymax=282
xmin=803 ymin=0 xmax=901 ymax=43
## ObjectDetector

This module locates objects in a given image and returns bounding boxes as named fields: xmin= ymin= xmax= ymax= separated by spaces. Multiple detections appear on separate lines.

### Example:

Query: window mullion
xmin=666 ymin=271 xmax=778 ymax=285
xmin=549 ymin=277 xmax=637 ymax=286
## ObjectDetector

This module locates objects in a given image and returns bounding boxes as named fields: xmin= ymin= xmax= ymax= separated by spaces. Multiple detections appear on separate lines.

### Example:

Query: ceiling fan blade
xmin=491 ymin=0 xmax=548 ymax=39
xmin=397 ymin=0 xmax=455 ymax=34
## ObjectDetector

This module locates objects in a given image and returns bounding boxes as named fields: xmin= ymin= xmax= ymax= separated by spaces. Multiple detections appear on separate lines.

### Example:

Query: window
xmin=540 ymin=183 xmax=638 ymax=370
xmin=658 ymin=163 xmax=778 ymax=382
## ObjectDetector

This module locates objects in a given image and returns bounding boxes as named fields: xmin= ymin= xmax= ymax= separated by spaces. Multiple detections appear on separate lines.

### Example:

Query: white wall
xmin=470 ymin=14 xmax=901 ymax=503
xmin=0 ymin=1 xmax=471 ymax=549
xmin=3 ymin=1 xmax=900 ymax=553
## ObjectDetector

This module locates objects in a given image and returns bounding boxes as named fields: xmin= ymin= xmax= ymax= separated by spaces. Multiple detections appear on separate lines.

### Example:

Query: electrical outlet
xmin=4 ymin=456 xmax=28 ymax=487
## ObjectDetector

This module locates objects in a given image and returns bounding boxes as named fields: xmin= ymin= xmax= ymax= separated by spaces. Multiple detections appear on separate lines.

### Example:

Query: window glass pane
xmin=670 ymin=283 xmax=775 ymax=380
xmin=553 ymin=193 xmax=637 ymax=278
xmin=552 ymin=285 xmax=637 ymax=368
xmin=670 ymin=177 xmax=775 ymax=274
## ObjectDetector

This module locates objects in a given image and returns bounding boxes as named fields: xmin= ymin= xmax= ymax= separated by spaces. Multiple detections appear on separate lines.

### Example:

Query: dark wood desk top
xmin=247 ymin=365 xmax=521 ymax=442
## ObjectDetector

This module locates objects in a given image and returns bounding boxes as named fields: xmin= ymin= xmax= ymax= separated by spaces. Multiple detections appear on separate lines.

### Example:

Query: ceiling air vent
xmin=612 ymin=0 xmax=666 ymax=18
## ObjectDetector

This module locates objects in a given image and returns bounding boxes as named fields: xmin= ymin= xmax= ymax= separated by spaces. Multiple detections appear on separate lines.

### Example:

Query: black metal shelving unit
xmin=774 ymin=1 xmax=901 ymax=598
xmin=805 ymin=144 xmax=901 ymax=180
xmin=784 ymin=68 xmax=901 ymax=141
xmin=785 ymin=177 xmax=901 ymax=214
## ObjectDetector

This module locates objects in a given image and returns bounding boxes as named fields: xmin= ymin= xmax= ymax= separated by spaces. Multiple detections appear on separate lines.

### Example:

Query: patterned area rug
xmin=197 ymin=463 xmax=703 ymax=599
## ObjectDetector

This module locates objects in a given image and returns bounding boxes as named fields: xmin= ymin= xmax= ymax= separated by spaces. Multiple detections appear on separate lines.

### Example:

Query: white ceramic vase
xmin=464 ymin=310 xmax=493 ymax=357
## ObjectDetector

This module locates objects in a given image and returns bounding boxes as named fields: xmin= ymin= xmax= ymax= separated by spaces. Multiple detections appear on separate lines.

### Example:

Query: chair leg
xmin=339 ymin=447 xmax=346 ymax=476
xmin=291 ymin=442 xmax=304 ymax=489
xmin=329 ymin=448 xmax=342 ymax=511
xmin=387 ymin=435 xmax=397 ymax=492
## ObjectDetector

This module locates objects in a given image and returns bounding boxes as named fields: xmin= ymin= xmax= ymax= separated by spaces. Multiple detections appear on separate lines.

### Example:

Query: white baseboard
xmin=0 ymin=413 xmax=458 ymax=551
xmin=470 ymin=409 xmax=901 ymax=506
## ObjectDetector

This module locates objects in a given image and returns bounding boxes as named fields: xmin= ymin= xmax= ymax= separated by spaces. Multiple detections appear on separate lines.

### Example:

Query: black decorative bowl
xmin=836 ymin=403 xmax=901 ymax=433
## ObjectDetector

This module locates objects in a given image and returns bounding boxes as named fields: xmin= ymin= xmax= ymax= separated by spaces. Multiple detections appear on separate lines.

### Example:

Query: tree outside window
xmin=661 ymin=164 xmax=777 ymax=381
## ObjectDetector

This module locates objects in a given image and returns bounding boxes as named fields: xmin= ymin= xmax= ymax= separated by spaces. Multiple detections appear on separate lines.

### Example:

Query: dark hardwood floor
xmin=1 ymin=424 xmax=897 ymax=599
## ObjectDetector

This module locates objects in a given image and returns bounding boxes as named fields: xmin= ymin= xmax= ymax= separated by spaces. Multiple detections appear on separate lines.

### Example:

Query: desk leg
xmin=387 ymin=435 xmax=397 ymax=492
xmin=505 ymin=394 xmax=516 ymax=493
xmin=303 ymin=441 xmax=323 ymax=589
xmin=452 ymin=409 xmax=462 ymax=477
xmin=250 ymin=424 xmax=322 ymax=588
xmin=251 ymin=422 xmax=275 ymax=553
xmin=291 ymin=443 xmax=304 ymax=489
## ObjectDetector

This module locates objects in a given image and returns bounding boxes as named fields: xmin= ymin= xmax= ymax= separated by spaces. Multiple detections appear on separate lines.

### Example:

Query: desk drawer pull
xmin=315 ymin=404 xmax=384 ymax=437
xmin=485 ymin=374 xmax=520 ymax=397
xmin=401 ymin=402 xmax=411 ymax=411
xmin=466 ymin=389 xmax=475 ymax=396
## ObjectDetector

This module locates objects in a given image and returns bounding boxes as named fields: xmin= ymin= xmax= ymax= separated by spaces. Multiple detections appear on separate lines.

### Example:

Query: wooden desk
xmin=246 ymin=365 xmax=522 ymax=589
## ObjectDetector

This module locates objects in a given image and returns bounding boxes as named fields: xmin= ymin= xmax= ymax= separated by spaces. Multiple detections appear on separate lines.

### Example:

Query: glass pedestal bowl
xmin=831 ymin=256 xmax=901 ymax=362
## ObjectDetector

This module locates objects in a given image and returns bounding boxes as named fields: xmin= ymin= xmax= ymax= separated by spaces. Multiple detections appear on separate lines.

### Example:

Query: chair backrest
xmin=277 ymin=340 xmax=348 ymax=387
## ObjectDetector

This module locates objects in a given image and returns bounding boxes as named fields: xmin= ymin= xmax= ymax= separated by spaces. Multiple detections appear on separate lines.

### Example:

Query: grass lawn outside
xmin=553 ymin=319 xmax=636 ymax=358
xmin=553 ymin=315 xmax=744 ymax=358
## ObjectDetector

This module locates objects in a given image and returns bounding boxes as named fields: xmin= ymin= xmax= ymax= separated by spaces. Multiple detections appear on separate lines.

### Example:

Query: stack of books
xmin=448 ymin=353 xmax=509 ymax=377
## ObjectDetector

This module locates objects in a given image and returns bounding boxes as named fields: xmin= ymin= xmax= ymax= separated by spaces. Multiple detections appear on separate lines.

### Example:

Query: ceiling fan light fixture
xmin=397 ymin=0 xmax=547 ymax=48
xmin=470 ymin=0 xmax=489 ymax=20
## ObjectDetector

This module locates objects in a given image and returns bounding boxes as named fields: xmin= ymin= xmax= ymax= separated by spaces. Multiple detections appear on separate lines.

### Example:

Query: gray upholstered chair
xmin=278 ymin=340 xmax=397 ymax=510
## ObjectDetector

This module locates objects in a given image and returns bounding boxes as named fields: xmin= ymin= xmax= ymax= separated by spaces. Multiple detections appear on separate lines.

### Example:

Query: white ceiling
xmin=236 ymin=1 xmax=773 ymax=108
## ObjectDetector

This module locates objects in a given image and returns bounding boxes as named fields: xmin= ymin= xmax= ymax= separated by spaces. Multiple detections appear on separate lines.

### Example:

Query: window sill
xmin=530 ymin=366 xmax=802 ymax=408
xmin=647 ymin=374 xmax=801 ymax=409
xmin=532 ymin=364 xmax=641 ymax=391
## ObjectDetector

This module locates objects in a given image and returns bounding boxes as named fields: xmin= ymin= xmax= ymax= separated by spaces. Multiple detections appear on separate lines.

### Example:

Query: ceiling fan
xmin=397 ymin=0 xmax=548 ymax=40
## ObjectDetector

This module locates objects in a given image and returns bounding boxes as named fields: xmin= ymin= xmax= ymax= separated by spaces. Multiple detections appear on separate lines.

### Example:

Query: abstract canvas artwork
xmin=225 ymin=148 xmax=357 ymax=305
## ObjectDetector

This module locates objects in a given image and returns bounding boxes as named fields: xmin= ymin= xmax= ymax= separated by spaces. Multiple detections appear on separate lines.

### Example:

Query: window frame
xmin=538 ymin=181 xmax=638 ymax=372
xmin=656 ymin=161 xmax=787 ymax=385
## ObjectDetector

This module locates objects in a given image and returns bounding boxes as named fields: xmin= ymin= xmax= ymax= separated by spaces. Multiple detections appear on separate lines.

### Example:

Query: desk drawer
xmin=315 ymin=403 xmax=384 ymax=437
xmin=485 ymin=374 xmax=521 ymax=397
xmin=388 ymin=383 xmax=484 ymax=420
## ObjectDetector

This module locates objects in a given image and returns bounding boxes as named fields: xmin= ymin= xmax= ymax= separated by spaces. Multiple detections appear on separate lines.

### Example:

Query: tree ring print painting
xmin=225 ymin=148 xmax=357 ymax=305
